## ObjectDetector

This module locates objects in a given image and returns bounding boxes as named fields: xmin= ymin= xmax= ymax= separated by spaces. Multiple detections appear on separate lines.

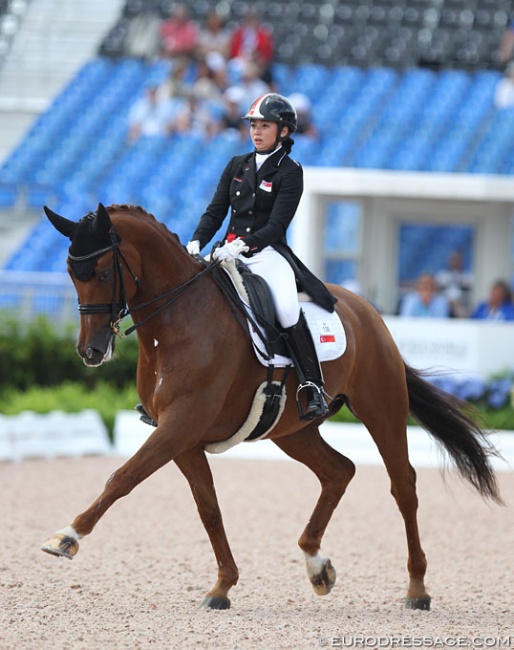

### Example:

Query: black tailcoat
xmin=192 ymin=147 xmax=337 ymax=312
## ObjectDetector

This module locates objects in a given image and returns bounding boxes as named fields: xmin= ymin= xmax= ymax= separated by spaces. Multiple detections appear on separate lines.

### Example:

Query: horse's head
xmin=45 ymin=203 xmax=138 ymax=367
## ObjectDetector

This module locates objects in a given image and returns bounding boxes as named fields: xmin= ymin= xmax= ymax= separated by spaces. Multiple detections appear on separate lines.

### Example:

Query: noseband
xmin=68 ymin=225 xmax=140 ymax=336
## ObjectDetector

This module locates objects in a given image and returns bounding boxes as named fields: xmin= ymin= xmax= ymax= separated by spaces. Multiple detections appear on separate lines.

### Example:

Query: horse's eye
xmin=97 ymin=269 xmax=111 ymax=282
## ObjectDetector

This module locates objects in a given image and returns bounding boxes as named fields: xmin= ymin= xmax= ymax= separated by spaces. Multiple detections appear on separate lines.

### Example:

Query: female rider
xmin=186 ymin=93 xmax=336 ymax=420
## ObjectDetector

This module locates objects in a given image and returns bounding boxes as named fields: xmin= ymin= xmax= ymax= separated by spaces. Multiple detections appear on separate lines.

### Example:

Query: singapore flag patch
xmin=259 ymin=180 xmax=272 ymax=192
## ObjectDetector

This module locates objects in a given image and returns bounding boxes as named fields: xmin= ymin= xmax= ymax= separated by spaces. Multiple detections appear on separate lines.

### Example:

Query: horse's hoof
xmin=310 ymin=559 xmax=336 ymax=596
xmin=405 ymin=595 xmax=431 ymax=611
xmin=200 ymin=596 xmax=231 ymax=610
xmin=41 ymin=534 xmax=79 ymax=560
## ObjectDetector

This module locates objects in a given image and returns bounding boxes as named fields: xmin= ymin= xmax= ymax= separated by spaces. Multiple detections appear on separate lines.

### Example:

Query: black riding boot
xmin=135 ymin=403 xmax=157 ymax=427
xmin=284 ymin=310 xmax=329 ymax=421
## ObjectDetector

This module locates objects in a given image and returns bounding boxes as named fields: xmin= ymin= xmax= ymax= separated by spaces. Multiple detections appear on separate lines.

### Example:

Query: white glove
xmin=213 ymin=238 xmax=249 ymax=262
xmin=186 ymin=240 xmax=200 ymax=255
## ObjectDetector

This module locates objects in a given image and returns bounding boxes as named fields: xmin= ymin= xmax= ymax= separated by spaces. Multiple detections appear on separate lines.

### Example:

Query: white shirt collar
xmin=255 ymin=145 xmax=282 ymax=171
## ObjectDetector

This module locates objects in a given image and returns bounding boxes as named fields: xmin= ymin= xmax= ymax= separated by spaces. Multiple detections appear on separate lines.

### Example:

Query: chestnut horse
xmin=42 ymin=203 xmax=501 ymax=611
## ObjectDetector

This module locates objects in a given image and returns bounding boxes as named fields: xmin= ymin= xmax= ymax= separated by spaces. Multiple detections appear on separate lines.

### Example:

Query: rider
xmin=186 ymin=93 xmax=336 ymax=420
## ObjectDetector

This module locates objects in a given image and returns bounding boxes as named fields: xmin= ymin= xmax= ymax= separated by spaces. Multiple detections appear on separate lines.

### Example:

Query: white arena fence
xmin=0 ymin=409 xmax=513 ymax=472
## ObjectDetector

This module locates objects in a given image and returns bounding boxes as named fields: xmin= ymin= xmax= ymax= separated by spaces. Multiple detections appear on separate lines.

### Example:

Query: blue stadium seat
xmin=4 ymin=58 xmax=514 ymax=272
xmin=0 ymin=182 xmax=16 ymax=207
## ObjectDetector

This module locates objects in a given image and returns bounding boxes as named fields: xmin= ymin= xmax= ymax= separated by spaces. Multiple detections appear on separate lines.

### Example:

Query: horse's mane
xmin=107 ymin=203 xmax=181 ymax=244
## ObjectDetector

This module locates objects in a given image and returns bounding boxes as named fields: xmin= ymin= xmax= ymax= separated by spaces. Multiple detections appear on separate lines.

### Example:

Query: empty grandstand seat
xmin=0 ymin=183 xmax=16 ymax=207
xmin=5 ymin=44 xmax=514 ymax=274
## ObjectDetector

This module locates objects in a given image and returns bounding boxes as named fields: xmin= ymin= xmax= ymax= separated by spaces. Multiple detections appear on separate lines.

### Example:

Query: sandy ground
xmin=0 ymin=454 xmax=513 ymax=650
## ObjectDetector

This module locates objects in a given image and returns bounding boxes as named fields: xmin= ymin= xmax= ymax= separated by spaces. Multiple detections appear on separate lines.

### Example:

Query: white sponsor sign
xmin=383 ymin=316 xmax=514 ymax=376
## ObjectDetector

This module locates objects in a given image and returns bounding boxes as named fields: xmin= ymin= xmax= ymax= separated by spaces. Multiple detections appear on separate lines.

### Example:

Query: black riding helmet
xmin=244 ymin=93 xmax=298 ymax=153
xmin=243 ymin=93 xmax=297 ymax=133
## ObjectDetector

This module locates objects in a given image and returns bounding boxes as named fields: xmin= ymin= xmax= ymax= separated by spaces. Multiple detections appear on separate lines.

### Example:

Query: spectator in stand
xmin=156 ymin=61 xmax=188 ymax=102
xmin=288 ymin=93 xmax=319 ymax=139
xmin=168 ymin=89 xmax=219 ymax=139
xmin=159 ymin=4 xmax=199 ymax=62
xmin=219 ymin=86 xmax=247 ymax=140
xmin=227 ymin=62 xmax=270 ymax=114
xmin=494 ymin=61 xmax=514 ymax=109
xmin=399 ymin=273 xmax=450 ymax=318
xmin=206 ymin=51 xmax=229 ymax=94
xmin=198 ymin=10 xmax=230 ymax=60
xmin=191 ymin=55 xmax=226 ymax=108
xmin=470 ymin=280 xmax=514 ymax=321
xmin=126 ymin=83 xmax=178 ymax=144
xmin=496 ymin=19 xmax=514 ymax=65
xmin=228 ymin=8 xmax=274 ymax=86
xmin=435 ymin=250 xmax=473 ymax=317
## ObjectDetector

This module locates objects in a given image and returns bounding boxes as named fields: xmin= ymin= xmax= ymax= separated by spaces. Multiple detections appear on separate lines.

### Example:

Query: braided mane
xmin=107 ymin=203 xmax=181 ymax=243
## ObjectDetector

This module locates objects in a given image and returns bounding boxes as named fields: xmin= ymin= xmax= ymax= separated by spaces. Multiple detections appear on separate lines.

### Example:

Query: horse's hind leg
xmin=174 ymin=448 xmax=239 ymax=610
xmin=273 ymin=424 xmax=356 ymax=597
xmin=378 ymin=445 xmax=430 ymax=610
xmin=350 ymin=390 xmax=431 ymax=610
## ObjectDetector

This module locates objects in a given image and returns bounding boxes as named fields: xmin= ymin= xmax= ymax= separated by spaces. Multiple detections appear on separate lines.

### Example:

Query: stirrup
xmin=295 ymin=382 xmax=329 ymax=421
xmin=135 ymin=403 xmax=157 ymax=427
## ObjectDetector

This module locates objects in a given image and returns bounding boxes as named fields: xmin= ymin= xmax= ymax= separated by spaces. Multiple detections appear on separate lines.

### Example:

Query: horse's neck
xmin=124 ymin=227 xmax=223 ymax=342
xmin=116 ymin=216 xmax=194 ymax=296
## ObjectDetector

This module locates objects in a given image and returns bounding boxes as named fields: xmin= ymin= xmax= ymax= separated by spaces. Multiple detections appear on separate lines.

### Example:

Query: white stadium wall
xmin=291 ymin=168 xmax=514 ymax=377
xmin=292 ymin=167 xmax=514 ymax=314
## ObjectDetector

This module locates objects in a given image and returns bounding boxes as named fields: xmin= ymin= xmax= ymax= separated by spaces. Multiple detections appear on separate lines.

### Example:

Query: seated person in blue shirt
xmin=399 ymin=273 xmax=450 ymax=318
xmin=470 ymin=280 xmax=514 ymax=321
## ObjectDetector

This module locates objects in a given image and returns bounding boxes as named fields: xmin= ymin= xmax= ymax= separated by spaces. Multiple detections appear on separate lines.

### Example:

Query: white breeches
xmin=242 ymin=246 xmax=300 ymax=328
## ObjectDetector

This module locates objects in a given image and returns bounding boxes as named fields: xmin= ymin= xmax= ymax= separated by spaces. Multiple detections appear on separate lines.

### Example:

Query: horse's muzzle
xmin=78 ymin=337 xmax=115 ymax=367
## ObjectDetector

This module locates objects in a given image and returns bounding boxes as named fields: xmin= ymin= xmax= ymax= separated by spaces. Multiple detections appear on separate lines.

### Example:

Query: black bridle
xmin=69 ymin=226 xmax=136 ymax=333
xmin=70 ymin=230 xmax=221 ymax=338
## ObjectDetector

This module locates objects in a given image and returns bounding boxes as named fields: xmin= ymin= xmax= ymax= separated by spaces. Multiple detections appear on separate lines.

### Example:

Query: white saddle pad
xmin=250 ymin=298 xmax=346 ymax=367
xmin=219 ymin=259 xmax=346 ymax=368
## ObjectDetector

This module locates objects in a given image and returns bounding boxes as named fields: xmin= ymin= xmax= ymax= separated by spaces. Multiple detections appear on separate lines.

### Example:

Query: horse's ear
xmin=44 ymin=206 xmax=76 ymax=239
xmin=94 ymin=203 xmax=112 ymax=233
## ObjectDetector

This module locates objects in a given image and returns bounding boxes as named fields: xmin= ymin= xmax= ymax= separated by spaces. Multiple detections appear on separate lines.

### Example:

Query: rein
xmin=72 ymin=231 xmax=276 ymax=356
xmin=71 ymin=233 xmax=222 ymax=338
xmin=121 ymin=257 xmax=221 ymax=337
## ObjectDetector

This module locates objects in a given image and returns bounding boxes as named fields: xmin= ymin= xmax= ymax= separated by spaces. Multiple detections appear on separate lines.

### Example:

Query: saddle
xmin=233 ymin=260 xmax=290 ymax=359
xmin=211 ymin=257 xmax=345 ymax=366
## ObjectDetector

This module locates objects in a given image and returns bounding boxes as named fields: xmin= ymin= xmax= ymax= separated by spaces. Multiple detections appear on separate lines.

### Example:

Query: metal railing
xmin=0 ymin=269 xmax=78 ymax=326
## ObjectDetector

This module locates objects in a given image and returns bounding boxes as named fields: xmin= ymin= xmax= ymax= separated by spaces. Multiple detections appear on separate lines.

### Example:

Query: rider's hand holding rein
xmin=213 ymin=238 xmax=249 ymax=262
xmin=186 ymin=240 xmax=200 ymax=255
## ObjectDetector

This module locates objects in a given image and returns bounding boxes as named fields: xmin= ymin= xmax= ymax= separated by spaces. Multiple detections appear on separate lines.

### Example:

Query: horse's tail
xmin=405 ymin=363 xmax=503 ymax=504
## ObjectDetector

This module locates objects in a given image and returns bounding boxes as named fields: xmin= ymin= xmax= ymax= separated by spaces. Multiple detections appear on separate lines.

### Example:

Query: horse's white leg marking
xmin=41 ymin=524 xmax=82 ymax=559
xmin=304 ymin=551 xmax=326 ymax=579
xmin=57 ymin=525 xmax=82 ymax=542
xmin=304 ymin=550 xmax=336 ymax=596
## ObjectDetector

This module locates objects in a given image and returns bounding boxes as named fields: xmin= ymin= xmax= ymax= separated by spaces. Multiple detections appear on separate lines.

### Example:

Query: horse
xmin=41 ymin=202 xmax=501 ymax=611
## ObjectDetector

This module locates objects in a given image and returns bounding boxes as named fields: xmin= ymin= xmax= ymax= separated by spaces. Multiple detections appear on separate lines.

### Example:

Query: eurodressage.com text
xmin=318 ymin=637 xmax=514 ymax=648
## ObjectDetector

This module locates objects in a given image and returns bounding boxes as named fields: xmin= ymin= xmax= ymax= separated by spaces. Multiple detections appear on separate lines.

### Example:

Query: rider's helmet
xmin=243 ymin=93 xmax=297 ymax=134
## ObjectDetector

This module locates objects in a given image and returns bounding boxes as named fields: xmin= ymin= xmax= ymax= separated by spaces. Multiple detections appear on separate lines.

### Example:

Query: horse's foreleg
xmin=174 ymin=448 xmax=239 ymax=610
xmin=41 ymin=429 xmax=179 ymax=559
xmin=273 ymin=425 xmax=355 ymax=597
